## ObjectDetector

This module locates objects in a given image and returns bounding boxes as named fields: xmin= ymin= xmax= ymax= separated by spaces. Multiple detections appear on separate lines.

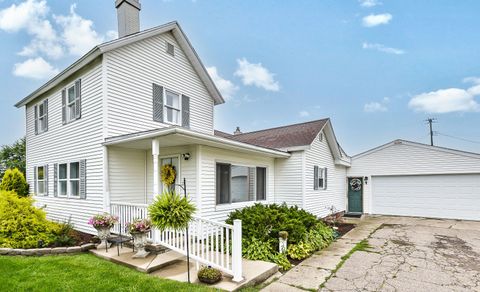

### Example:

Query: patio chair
xmin=107 ymin=223 xmax=134 ymax=256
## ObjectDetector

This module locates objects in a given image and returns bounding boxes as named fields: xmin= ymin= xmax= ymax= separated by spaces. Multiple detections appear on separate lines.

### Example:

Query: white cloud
xmin=0 ymin=0 xmax=48 ymax=32
xmin=364 ymin=102 xmax=388 ymax=112
xmin=206 ymin=66 xmax=238 ymax=100
xmin=234 ymin=58 xmax=280 ymax=91
xmin=299 ymin=110 xmax=310 ymax=117
xmin=13 ymin=57 xmax=59 ymax=79
xmin=54 ymin=4 xmax=105 ymax=56
xmin=362 ymin=13 xmax=392 ymax=27
xmin=409 ymin=87 xmax=480 ymax=114
xmin=362 ymin=42 xmax=405 ymax=55
xmin=359 ymin=0 xmax=381 ymax=7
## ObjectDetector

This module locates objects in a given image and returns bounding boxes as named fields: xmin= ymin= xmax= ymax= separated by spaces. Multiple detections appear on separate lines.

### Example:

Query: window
xmin=37 ymin=166 xmax=45 ymax=195
xmin=314 ymin=166 xmax=327 ymax=190
xmin=164 ymin=90 xmax=181 ymax=125
xmin=166 ymin=42 xmax=175 ymax=56
xmin=58 ymin=163 xmax=67 ymax=196
xmin=34 ymin=99 xmax=48 ymax=134
xmin=216 ymin=163 xmax=267 ymax=204
xmin=67 ymin=85 xmax=77 ymax=122
xmin=58 ymin=162 xmax=80 ymax=197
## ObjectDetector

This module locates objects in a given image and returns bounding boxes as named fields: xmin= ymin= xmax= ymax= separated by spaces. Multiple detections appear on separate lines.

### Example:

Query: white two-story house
xmin=15 ymin=0 xmax=351 ymax=234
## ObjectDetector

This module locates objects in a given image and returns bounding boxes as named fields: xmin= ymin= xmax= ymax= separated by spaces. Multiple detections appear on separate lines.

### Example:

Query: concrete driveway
xmin=321 ymin=216 xmax=480 ymax=292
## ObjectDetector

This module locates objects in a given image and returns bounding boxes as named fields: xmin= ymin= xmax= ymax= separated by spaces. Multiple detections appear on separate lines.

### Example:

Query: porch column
xmin=152 ymin=138 xmax=160 ymax=196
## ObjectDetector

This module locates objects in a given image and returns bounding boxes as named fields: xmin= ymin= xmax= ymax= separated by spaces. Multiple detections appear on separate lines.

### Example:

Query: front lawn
xmin=0 ymin=254 xmax=214 ymax=292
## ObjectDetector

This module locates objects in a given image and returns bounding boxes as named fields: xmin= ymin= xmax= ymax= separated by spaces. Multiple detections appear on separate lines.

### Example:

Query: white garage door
xmin=372 ymin=174 xmax=480 ymax=221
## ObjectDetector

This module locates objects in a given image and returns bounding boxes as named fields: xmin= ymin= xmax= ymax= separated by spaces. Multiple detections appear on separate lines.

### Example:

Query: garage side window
xmin=314 ymin=166 xmax=327 ymax=190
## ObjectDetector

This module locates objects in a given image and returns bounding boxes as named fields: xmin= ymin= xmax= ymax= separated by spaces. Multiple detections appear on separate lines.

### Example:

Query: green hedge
xmin=0 ymin=168 xmax=29 ymax=197
xmin=226 ymin=203 xmax=334 ymax=270
xmin=0 ymin=190 xmax=71 ymax=248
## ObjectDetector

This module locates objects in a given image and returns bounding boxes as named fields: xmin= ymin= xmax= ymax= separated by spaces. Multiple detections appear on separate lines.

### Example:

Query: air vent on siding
xmin=319 ymin=133 xmax=323 ymax=142
xmin=166 ymin=42 xmax=175 ymax=56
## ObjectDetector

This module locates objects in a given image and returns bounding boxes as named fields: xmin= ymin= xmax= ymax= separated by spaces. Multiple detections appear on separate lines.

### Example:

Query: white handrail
xmin=110 ymin=202 xmax=243 ymax=282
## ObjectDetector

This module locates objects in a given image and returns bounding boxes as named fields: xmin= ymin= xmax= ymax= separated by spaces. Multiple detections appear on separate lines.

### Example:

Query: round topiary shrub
xmin=197 ymin=266 xmax=222 ymax=284
xmin=148 ymin=191 xmax=196 ymax=231
xmin=0 ymin=168 xmax=29 ymax=197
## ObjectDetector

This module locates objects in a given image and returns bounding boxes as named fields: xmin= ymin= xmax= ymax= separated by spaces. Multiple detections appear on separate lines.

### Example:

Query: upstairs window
xmin=62 ymin=79 xmax=81 ymax=124
xmin=34 ymin=99 xmax=48 ymax=134
xmin=216 ymin=163 xmax=267 ymax=205
xmin=165 ymin=90 xmax=181 ymax=125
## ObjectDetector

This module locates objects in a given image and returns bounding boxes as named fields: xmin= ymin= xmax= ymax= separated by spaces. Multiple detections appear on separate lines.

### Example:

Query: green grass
xmin=0 ymin=254 xmax=216 ymax=292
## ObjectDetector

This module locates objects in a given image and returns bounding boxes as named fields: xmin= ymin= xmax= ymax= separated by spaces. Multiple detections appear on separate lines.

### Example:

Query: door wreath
xmin=350 ymin=178 xmax=362 ymax=191
xmin=161 ymin=164 xmax=177 ymax=187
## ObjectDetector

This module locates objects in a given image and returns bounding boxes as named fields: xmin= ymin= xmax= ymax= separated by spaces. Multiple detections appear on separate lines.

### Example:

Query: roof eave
xmin=15 ymin=47 xmax=102 ymax=108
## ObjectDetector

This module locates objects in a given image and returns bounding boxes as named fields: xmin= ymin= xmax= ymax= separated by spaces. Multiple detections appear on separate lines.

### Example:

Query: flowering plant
xmin=127 ymin=218 xmax=152 ymax=234
xmin=88 ymin=213 xmax=118 ymax=229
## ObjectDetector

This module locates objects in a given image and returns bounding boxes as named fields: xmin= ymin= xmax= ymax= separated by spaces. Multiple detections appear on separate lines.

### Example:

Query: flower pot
xmin=95 ymin=226 xmax=111 ymax=249
xmin=132 ymin=232 xmax=150 ymax=258
xmin=198 ymin=276 xmax=222 ymax=285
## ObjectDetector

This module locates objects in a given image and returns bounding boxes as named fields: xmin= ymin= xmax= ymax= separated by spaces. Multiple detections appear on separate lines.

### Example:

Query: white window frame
xmin=215 ymin=161 xmax=268 ymax=207
xmin=57 ymin=161 xmax=80 ymax=198
xmin=66 ymin=83 xmax=77 ymax=123
xmin=318 ymin=167 xmax=325 ymax=189
xmin=36 ymin=166 xmax=45 ymax=195
xmin=163 ymin=89 xmax=182 ymax=125
xmin=36 ymin=100 xmax=48 ymax=134
xmin=58 ymin=163 xmax=68 ymax=197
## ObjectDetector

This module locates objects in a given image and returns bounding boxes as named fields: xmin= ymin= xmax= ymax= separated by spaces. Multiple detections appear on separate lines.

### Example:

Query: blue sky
xmin=1 ymin=0 xmax=480 ymax=155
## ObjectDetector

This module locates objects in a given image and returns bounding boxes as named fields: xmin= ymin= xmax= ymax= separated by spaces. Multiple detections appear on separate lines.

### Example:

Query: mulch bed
xmin=334 ymin=222 xmax=356 ymax=237
xmin=70 ymin=230 xmax=96 ymax=246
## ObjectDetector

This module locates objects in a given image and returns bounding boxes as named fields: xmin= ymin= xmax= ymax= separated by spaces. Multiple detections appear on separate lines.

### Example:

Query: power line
xmin=424 ymin=118 xmax=437 ymax=146
xmin=436 ymin=132 xmax=480 ymax=145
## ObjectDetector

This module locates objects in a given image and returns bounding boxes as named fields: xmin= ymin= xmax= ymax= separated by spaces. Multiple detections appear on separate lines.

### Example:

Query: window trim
xmin=35 ymin=99 xmax=48 ymax=134
xmin=215 ymin=160 xmax=268 ymax=206
xmin=314 ymin=165 xmax=328 ymax=191
xmin=57 ymin=161 xmax=81 ymax=199
xmin=163 ymin=88 xmax=182 ymax=126
xmin=36 ymin=166 xmax=45 ymax=196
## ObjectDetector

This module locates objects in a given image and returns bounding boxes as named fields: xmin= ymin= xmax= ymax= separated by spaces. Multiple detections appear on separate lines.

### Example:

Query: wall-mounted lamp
xmin=364 ymin=176 xmax=368 ymax=185
xmin=182 ymin=153 xmax=191 ymax=161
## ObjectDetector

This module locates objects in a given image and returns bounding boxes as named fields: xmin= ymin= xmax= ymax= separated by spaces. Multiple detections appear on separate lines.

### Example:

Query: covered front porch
xmin=101 ymin=126 xmax=290 ymax=281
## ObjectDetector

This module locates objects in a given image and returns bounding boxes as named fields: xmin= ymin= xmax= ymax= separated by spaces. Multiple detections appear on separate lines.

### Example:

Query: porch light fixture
xmin=364 ymin=176 xmax=368 ymax=185
xmin=182 ymin=153 xmax=191 ymax=160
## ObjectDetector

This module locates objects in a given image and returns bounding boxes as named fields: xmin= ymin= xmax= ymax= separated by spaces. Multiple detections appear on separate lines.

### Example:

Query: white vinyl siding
xmin=25 ymin=59 xmax=104 ymax=234
xmin=274 ymin=152 xmax=303 ymax=207
xmin=105 ymin=32 xmax=214 ymax=137
xmin=304 ymin=132 xmax=347 ymax=218
xmin=348 ymin=141 xmax=480 ymax=214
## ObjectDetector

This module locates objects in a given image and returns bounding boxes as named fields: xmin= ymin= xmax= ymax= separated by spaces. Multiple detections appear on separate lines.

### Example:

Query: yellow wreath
xmin=161 ymin=164 xmax=176 ymax=186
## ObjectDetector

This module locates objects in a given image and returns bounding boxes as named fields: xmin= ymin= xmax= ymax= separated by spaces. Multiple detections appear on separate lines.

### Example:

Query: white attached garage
xmin=348 ymin=140 xmax=480 ymax=221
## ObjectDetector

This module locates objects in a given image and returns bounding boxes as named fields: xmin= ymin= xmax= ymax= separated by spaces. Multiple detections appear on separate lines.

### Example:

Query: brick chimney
xmin=115 ymin=0 xmax=141 ymax=38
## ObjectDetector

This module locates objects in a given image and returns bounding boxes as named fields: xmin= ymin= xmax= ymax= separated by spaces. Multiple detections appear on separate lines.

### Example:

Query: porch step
xmin=343 ymin=213 xmax=363 ymax=218
xmin=90 ymin=247 xmax=184 ymax=273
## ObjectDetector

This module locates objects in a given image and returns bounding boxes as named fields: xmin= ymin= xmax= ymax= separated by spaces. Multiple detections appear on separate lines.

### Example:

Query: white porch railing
xmin=110 ymin=202 xmax=243 ymax=282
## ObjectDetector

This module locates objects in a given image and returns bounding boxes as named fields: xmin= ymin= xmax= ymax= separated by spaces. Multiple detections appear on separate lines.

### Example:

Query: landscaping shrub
xmin=51 ymin=221 xmax=77 ymax=247
xmin=227 ymin=203 xmax=334 ymax=270
xmin=0 ymin=190 xmax=65 ymax=248
xmin=0 ymin=168 xmax=29 ymax=197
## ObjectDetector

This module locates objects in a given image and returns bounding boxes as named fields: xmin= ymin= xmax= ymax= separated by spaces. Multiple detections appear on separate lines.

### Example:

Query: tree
xmin=0 ymin=137 xmax=26 ymax=181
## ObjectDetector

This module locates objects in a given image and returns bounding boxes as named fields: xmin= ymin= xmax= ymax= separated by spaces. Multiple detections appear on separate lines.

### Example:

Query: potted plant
xmin=148 ymin=190 xmax=196 ymax=231
xmin=197 ymin=266 xmax=222 ymax=284
xmin=88 ymin=213 xmax=118 ymax=249
xmin=127 ymin=218 xmax=152 ymax=258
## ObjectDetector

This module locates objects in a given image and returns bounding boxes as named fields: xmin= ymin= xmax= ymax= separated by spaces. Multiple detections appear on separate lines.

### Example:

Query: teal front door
xmin=348 ymin=178 xmax=363 ymax=213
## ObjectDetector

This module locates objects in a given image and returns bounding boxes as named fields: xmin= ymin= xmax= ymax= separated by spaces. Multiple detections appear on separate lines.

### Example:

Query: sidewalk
xmin=261 ymin=216 xmax=385 ymax=291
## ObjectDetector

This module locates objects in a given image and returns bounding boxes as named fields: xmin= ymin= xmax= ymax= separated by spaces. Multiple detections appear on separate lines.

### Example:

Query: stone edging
xmin=0 ymin=243 xmax=96 ymax=256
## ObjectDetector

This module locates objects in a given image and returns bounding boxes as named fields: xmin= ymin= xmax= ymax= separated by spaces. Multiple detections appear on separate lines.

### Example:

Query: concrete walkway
xmin=262 ymin=216 xmax=384 ymax=291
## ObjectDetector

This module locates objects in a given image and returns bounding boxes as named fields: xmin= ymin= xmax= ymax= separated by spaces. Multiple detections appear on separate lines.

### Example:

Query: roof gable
xmin=15 ymin=21 xmax=224 ymax=107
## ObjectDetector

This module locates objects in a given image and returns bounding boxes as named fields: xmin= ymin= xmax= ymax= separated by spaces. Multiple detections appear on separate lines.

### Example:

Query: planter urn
xmin=132 ymin=232 xmax=150 ymax=258
xmin=96 ymin=226 xmax=111 ymax=249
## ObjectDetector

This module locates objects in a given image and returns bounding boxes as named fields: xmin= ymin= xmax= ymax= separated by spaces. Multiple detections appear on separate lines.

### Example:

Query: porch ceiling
xmin=103 ymin=126 xmax=291 ymax=158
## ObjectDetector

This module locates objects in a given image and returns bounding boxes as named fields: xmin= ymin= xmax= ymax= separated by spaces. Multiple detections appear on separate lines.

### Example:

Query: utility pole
xmin=425 ymin=118 xmax=436 ymax=146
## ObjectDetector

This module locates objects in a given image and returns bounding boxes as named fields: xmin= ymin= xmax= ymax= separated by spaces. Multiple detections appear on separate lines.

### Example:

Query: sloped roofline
xmin=353 ymin=139 xmax=480 ymax=160
xmin=15 ymin=21 xmax=224 ymax=108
